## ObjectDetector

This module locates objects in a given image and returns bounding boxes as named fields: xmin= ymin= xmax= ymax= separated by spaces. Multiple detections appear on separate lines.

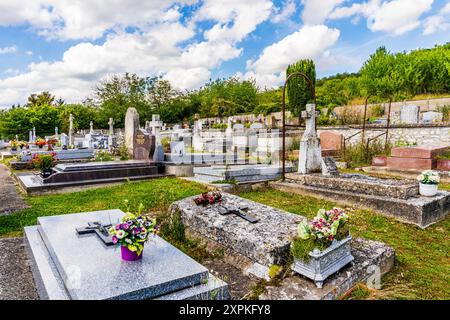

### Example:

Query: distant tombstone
xmin=60 ymin=133 xmax=69 ymax=147
xmin=400 ymin=105 xmax=419 ymax=124
xmin=250 ymin=122 xmax=265 ymax=130
xmin=319 ymin=131 xmax=343 ymax=152
xmin=298 ymin=104 xmax=322 ymax=174
xmin=321 ymin=157 xmax=339 ymax=176
xmin=29 ymin=131 xmax=33 ymax=143
xmin=89 ymin=121 xmax=94 ymax=134
xmin=133 ymin=129 xmax=155 ymax=161
xmin=233 ymin=123 xmax=244 ymax=130
xmin=124 ymin=108 xmax=140 ymax=156
xmin=170 ymin=141 xmax=186 ymax=155
xmin=422 ymin=111 xmax=443 ymax=123
xmin=69 ymin=114 xmax=74 ymax=146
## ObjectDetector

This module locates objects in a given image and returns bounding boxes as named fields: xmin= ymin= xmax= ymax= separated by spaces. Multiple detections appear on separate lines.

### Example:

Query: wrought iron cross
xmin=76 ymin=222 xmax=115 ymax=246
xmin=217 ymin=205 xmax=259 ymax=223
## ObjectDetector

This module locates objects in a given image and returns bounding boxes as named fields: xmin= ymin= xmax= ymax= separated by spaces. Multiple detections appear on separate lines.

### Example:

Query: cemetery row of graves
xmin=0 ymin=98 xmax=448 ymax=301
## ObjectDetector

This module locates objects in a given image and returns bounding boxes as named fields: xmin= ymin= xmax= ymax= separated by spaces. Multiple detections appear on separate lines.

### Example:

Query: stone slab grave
xmin=18 ymin=148 xmax=95 ymax=162
xmin=16 ymin=160 xmax=170 ymax=195
xmin=386 ymin=144 xmax=450 ymax=170
xmin=193 ymin=164 xmax=295 ymax=183
xmin=273 ymin=172 xmax=450 ymax=228
xmin=170 ymin=193 xmax=395 ymax=299
xmin=24 ymin=209 xmax=229 ymax=300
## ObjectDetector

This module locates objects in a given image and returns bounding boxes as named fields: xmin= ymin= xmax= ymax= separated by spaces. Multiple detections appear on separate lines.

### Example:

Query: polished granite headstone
xmin=24 ymin=209 xmax=229 ymax=300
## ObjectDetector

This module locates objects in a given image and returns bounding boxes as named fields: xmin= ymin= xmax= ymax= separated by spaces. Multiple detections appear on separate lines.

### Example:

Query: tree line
xmin=1 ymin=43 xmax=449 ymax=139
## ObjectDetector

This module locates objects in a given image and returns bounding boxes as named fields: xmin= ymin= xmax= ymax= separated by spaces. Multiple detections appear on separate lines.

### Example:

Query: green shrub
xmin=161 ymin=137 xmax=171 ymax=153
xmin=212 ymin=123 xmax=228 ymax=129
xmin=289 ymin=138 xmax=300 ymax=151
xmin=115 ymin=142 xmax=131 ymax=160
xmin=437 ymin=105 xmax=449 ymax=122
xmin=343 ymin=139 xmax=391 ymax=168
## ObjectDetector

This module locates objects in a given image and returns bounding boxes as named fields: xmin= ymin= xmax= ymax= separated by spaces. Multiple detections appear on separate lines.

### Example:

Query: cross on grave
xmin=75 ymin=222 xmax=115 ymax=246
xmin=217 ymin=204 xmax=259 ymax=223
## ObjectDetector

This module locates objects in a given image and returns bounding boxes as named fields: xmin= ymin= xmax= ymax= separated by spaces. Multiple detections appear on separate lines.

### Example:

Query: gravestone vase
xmin=121 ymin=245 xmax=144 ymax=261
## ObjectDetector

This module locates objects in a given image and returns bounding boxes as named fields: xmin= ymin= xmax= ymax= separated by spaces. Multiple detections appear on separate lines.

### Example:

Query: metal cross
xmin=76 ymin=222 xmax=115 ymax=246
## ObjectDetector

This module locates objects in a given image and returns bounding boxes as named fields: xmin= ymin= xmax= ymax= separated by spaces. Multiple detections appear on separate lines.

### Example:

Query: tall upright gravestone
xmin=124 ymin=108 xmax=140 ymax=156
xmin=298 ymin=104 xmax=322 ymax=174
xmin=134 ymin=129 xmax=155 ymax=161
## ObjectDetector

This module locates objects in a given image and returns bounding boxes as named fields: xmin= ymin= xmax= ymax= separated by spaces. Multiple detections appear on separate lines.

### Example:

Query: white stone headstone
xmin=170 ymin=141 xmax=186 ymax=155
xmin=400 ymin=105 xmax=419 ymax=124
xmin=233 ymin=123 xmax=244 ymax=130
xmin=69 ymin=114 xmax=74 ymax=147
xmin=422 ymin=111 xmax=443 ymax=123
xmin=250 ymin=122 xmax=265 ymax=130
xmin=298 ymin=104 xmax=322 ymax=174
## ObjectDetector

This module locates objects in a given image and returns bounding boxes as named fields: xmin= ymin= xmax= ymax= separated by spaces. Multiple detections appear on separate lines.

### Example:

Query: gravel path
xmin=0 ymin=237 xmax=38 ymax=300
xmin=0 ymin=164 xmax=29 ymax=215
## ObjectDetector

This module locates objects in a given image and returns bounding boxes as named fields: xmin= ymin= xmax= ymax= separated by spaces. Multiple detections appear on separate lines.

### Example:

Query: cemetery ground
xmin=0 ymin=175 xmax=448 ymax=300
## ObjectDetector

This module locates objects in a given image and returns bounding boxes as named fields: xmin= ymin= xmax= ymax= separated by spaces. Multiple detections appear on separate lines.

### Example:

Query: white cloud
xmin=423 ymin=2 xmax=450 ymax=35
xmin=0 ymin=1 xmax=274 ymax=106
xmin=271 ymin=0 xmax=297 ymax=23
xmin=0 ymin=0 xmax=195 ymax=41
xmin=301 ymin=0 xmax=345 ymax=25
xmin=330 ymin=0 xmax=434 ymax=35
xmin=243 ymin=25 xmax=340 ymax=88
xmin=0 ymin=45 xmax=17 ymax=54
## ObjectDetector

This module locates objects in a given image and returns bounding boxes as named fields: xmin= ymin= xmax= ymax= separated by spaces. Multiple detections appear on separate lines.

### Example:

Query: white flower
xmin=116 ymin=230 xmax=126 ymax=239
xmin=417 ymin=174 xmax=425 ymax=182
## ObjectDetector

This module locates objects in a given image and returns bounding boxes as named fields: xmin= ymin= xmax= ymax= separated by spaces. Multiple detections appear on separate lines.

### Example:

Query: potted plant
xmin=18 ymin=141 xmax=29 ymax=150
xmin=417 ymin=170 xmax=440 ymax=197
xmin=35 ymin=138 xmax=46 ymax=149
xmin=31 ymin=152 xmax=58 ymax=178
xmin=108 ymin=203 xmax=158 ymax=261
xmin=291 ymin=208 xmax=353 ymax=288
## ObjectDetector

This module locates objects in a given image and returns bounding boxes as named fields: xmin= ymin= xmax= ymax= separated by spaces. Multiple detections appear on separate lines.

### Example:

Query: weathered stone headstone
xmin=319 ymin=131 xmax=343 ymax=152
xmin=298 ymin=104 xmax=322 ymax=174
xmin=89 ymin=121 xmax=94 ymax=134
xmin=60 ymin=133 xmax=68 ymax=147
xmin=54 ymin=127 xmax=59 ymax=139
xmin=321 ymin=156 xmax=339 ymax=176
xmin=29 ymin=131 xmax=33 ymax=143
xmin=422 ymin=111 xmax=443 ymax=123
xmin=108 ymin=117 xmax=114 ymax=150
xmin=400 ymin=105 xmax=419 ymax=124
xmin=133 ymin=128 xmax=155 ymax=161
xmin=124 ymin=108 xmax=140 ymax=156
xmin=69 ymin=114 xmax=74 ymax=147
xmin=170 ymin=141 xmax=186 ymax=155
xmin=32 ymin=127 xmax=36 ymax=143
xmin=233 ymin=123 xmax=244 ymax=130
xmin=250 ymin=122 xmax=265 ymax=130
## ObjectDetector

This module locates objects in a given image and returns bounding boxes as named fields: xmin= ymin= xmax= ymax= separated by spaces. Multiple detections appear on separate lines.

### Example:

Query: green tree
xmin=286 ymin=59 xmax=316 ymax=122
xmin=27 ymin=91 xmax=56 ymax=107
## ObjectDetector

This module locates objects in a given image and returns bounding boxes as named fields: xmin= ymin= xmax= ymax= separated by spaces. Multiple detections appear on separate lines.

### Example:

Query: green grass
xmin=0 ymin=177 xmax=206 ymax=238
xmin=240 ymin=188 xmax=450 ymax=300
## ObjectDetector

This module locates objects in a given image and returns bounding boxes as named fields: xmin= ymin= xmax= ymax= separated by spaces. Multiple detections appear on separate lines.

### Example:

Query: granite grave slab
xmin=24 ymin=209 xmax=229 ymax=300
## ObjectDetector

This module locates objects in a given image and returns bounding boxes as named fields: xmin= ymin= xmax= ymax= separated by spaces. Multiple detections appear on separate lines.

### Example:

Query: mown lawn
xmin=0 ymin=177 xmax=207 ymax=238
xmin=1 ymin=176 xmax=448 ymax=300
xmin=240 ymin=188 xmax=450 ymax=300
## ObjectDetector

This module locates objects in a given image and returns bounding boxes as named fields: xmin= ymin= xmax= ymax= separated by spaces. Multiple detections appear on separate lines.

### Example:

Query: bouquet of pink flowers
xmin=297 ymin=208 xmax=349 ymax=243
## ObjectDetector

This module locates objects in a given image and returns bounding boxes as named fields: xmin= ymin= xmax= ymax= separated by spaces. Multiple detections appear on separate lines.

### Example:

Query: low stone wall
xmin=285 ymin=124 xmax=450 ymax=147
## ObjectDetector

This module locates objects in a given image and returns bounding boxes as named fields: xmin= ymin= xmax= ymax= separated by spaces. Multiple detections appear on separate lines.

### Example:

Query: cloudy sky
xmin=0 ymin=0 xmax=449 ymax=107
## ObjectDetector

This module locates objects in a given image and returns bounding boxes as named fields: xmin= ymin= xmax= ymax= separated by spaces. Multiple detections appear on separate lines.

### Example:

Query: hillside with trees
xmin=1 ymin=43 xmax=449 ymax=139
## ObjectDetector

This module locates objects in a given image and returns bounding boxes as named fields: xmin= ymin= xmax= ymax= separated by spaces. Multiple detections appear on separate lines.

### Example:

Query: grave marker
xmin=298 ymin=104 xmax=322 ymax=174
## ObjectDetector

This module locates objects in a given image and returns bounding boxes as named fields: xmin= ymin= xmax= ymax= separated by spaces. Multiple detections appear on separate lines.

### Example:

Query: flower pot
xmin=121 ymin=245 xmax=143 ymax=261
xmin=292 ymin=235 xmax=354 ymax=288
xmin=419 ymin=183 xmax=438 ymax=197
xmin=38 ymin=145 xmax=43 ymax=149
xmin=41 ymin=169 xmax=53 ymax=178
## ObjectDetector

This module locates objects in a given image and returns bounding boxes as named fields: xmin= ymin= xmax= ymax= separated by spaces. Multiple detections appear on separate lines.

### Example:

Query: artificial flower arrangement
xmin=46 ymin=138 xmax=58 ymax=150
xmin=31 ymin=152 xmax=58 ymax=177
xmin=193 ymin=191 xmax=222 ymax=206
xmin=417 ymin=170 xmax=440 ymax=185
xmin=35 ymin=138 xmax=47 ymax=148
xmin=291 ymin=207 xmax=349 ymax=262
xmin=108 ymin=203 xmax=159 ymax=261
xmin=9 ymin=139 xmax=19 ymax=150
xmin=19 ymin=141 xmax=29 ymax=149
xmin=417 ymin=170 xmax=440 ymax=196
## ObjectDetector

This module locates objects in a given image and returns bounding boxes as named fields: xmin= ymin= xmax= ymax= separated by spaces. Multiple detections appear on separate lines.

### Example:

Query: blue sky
xmin=0 ymin=0 xmax=449 ymax=107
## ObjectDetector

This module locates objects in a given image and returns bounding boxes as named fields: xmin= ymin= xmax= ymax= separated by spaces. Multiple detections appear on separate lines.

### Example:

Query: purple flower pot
xmin=121 ymin=245 xmax=143 ymax=261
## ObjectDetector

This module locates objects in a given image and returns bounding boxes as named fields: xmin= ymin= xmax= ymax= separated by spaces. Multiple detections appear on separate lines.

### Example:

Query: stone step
xmin=386 ymin=156 xmax=436 ymax=170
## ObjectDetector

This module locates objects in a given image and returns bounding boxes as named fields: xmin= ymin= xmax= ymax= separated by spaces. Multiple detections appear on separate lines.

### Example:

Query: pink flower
xmin=112 ymin=236 xmax=118 ymax=244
